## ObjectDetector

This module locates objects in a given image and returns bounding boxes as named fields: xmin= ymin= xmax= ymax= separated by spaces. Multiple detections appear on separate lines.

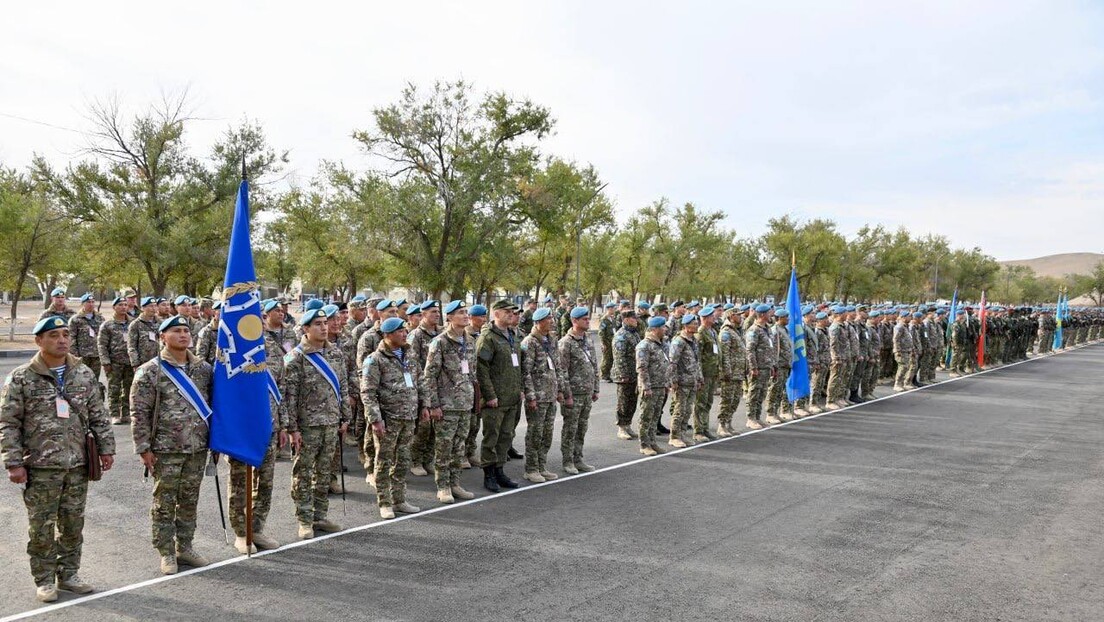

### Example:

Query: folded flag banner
xmin=785 ymin=265 xmax=810 ymax=402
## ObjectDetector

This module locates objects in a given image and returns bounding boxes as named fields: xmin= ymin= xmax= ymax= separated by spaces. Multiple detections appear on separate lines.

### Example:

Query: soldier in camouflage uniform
xmin=825 ymin=307 xmax=850 ymax=409
xmin=559 ymin=307 xmax=600 ymax=473
xmin=358 ymin=299 xmax=400 ymax=473
xmin=1 ymin=316 xmax=116 ymax=602
xmin=517 ymin=299 xmax=537 ymax=337
xmin=668 ymin=313 xmax=703 ymax=446
xmin=422 ymin=301 xmax=480 ymax=501
xmin=408 ymin=300 xmax=441 ymax=477
xmin=98 ymin=297 xmax=134 ymax=425
xmin=321 ymin=305 xmax=358 ymax=494
xmin=848 ymin=306 xmax=870 ymax=403
xmin=1036 ymin=310 xmax=1055 ymax=354
xmin=861 ymin=311 xmax=884 ymax=400
xmin=598 ymin=303 xmax=617 ymax=382
xmin=810 ymin=312 xmax=831 ymax=411
xmin=892 ymin=312 xmax=917 ymax=391
xmin=845 ymin=309 xmax=861 ymax=402
xmin=692 ymin=306 xmax=720 ymax=441
xmin=794 ymin=305 xmax=819 ymax=416
xmin=262 ymin=303 xmax=297 ymax=462
xmin=67 ymin=294 xmax=103 ymax=394
xmin=193 ymin=304 xmax=221 ymax=366
xmin=635 ymin=317 xmax=670 ymax=455
xmin=38 ymin=288 xmax=75 ymax=322
xmin=518 ymin=307 xmax=562 ymax=482
xmin=476 ymin=300 xmax=524 ymax=491
xmin=611 ymin=310 xmax=642 ymax=440
xmin=744 ymin=304 xmax=776 ymax=427
xmin=766 ymin=309 xmax=794 ymax=424
xmin=282 ymin=308 xmax=349 ymax=538
xmin=922 ymin=309 xmax=942 ymax=383
xmin=127 ymin=297 xmax=161 ymax=371
xmin=130 ymin=315 xmax=213 ymax=575
xmin=363 ymin=316 xmax=427 ymax=519
xmin=463 ymin=304 xmax=489 ymax=467
xmin=717 ymin=306 xmax=747 ymax=436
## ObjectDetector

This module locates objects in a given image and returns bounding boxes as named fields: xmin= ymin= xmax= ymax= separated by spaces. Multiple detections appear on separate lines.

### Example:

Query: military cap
xmin=898 ymin=310 xmax=910 ymax=317
xmin=491 ymin=299 xmax=513 ymax=311
xmin=723 ymin=303 xmax=735 ymax=310
xmin=140 ymin=296 xmax=155 ymax=308
xmin=755 ymin=303 xmax=772 ymax=313
xmin=912 ymin=311 xmax=923 ymax=318
xmin=381 ymin=317 xmax=405 ymax=334
xmin=376 ymin=298 xmax=395 ymax=311
xmin=470 ymin=304 xmax=488 ymax=317
xmin=739 ymin=303 xmax=751 ymax=312
xmin=652 ymin=303 xmax=668 ymax=313
xmin=801 ymin=304 xmax=814 ymax=315
xmin=262 ymin=300 xmax=280 ymax=313
xmin=349 ymin=295 xmax=367 ymax=309
xmin=32 ymin=316 xmax=69 ymax=335
xmin=300 ymin=308 xmax=327 ymax=326
xmin=815 ymin=311 xmax=828 ymax=320
xmin=77 ymin=293 xmax=93 ymax=303
xmin=619 ymin=299 xmax=629 ymax=306
xmin=173 ymin=295 xmax=189 ymax=305
xmin=121 ymin=288 xmax=137 ymax=298
xmin=50 ymin=287 xmax=66 ymax=297
xmin=775 ymin=309 xmax=789 ymax=318
xmin=621 ymin=310 xmax=637 ymax=319
xmin=158 ymin=315 xmax=191 ymax=333
xmin=532 ymin=307 xmax=552 ymax=322
xmin=671 ymin=300 xmax=685 ymax=309
xmin=604 ymin=302 xmax=617 ymax=308
xmin=831 ymin=305 xmax=846 ymax=314
xmin=937 ymin=309 xmax=947 ymax=315
xmin=421 ymin=299 xmax=439 ymax=310
xmin=647 ymin=316 xmax=666 ymax=328
xmin=856 ymin=304 xmax=868 ymax=311
xmin=155 ymin=297 xmax=166 ymax=304
xmin=304 ymin=299 xmax=324 ymax=311
xmin=198 ymin=298 xmax=214 ymax=310
xmin=569 ymin=306 xmax=589 ymax=319
xmin=870 ymin=310 xmax=881 ymax=317
xmin=394 ymin=298 xmax=408 ymax=307
xmin=636 ymin=301 xmax=651 ymax=310
xmin=365 ymin=296 xmax=382 ymax=306
xmin=681 ymin=313 xmax=699 ymax=325
xmin=444 ymin=300 xmax=465 ymax=315
xmin=687 ymin=300 xmax=701 ymax=309
xmin=111 ymin=296 xmax=125 ymax=306
xmin=407 ymin=303 xmax=423 ymax=315
xmin=700 ymin=305 xmax=715 ymax=317
xmin=845 ymin=305 xmax=856 ymax=312
xmin=321 ymin=304 xmax=339 ymax=318
xmin=334 ymin=301 xmax=348 ymax=311
xmin=542 ymin=295 xmax=554 ymax=303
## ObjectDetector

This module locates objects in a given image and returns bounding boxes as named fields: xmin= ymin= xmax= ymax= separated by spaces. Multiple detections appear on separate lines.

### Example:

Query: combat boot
xmin=746 ymin=418 xmax=764 ymax=430
xmin=523 ymin=471 xmax=546 ymax=483
xmin=234 ymin=537 xmax=257 ymax=555
xmin=764 ymin=415 xmax=782 ymax=425
xmin=668 ymin=438 xmax=688 ymax=448
xmin=539 ymin=469 xmax=559 ymax=480
xmin=693 ymin=433 xmax=710 ymax=443
xmin=640 ymin=446 xmax=658 ymax=456
xmin=410 ymin=465 xmax=428 ymax=477
xmin=616 ymin=425 xmax=634 ymax=440
xmin=176 ymin=547 xmax=209 ymax=568
xmin=395 ymin=502 xmax=421 ymax=514
xmin=36 ymin=585 xmax=58 ymax=602
xmin=313 ymin=518 xmax=342 ymax=532
xmin=574 ymin=461 xmax=595 ymax=472
xmin=57 ymin=575 xmax=94 ymax=594
xmin=808 ymin=405 xmax=823 ymax=414
xmin=715 ymin=425 xmax=732 ymax=438
xmin=297 ymin=523 xmax=314 ymax=540
xmin=252 ymin=532 xmax=280 ymax=550
xmin=437 ymin=489 xmax=455 ymax=504
xmin=483 ymin=466 xmax=501 ymax=492
xmin=160 ymin=555 xmax=178 ymax=575
xmin=494 ymin=466 xmax=520 ymax=488
xmin=379 ymin=506 xmax=395 ymax=520
xmin=451 ymin=485 xmax=476 ymax=500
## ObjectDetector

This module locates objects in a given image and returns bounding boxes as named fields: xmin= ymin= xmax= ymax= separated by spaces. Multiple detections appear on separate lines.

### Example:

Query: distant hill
xmin=1000 ymin=253 xmax=1104 ymax=278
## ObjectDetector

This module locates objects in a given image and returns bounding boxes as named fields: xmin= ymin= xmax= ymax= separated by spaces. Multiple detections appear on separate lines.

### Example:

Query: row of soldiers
xmin=5 ymin=287 xmax=1102 ymax=602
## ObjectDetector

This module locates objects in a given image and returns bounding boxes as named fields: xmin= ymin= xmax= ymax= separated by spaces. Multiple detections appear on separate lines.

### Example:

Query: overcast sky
xmin=2 ymin=1 xmax=1101 ymax=260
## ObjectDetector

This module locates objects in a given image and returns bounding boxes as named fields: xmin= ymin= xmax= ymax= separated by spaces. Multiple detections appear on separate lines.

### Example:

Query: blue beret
xmin=32 ymin=316 xmax=69 ymax=335
xmin=815 ymin=311 xmax=828 ymax=320
xmin=604 ymin=302 xmax=616 ymax=308
xmin=351 ymin=295 xmax=367 ymax=303
xmin=845 ymin=305 xmax=856 ymax=312
xmin=140 ymin=296 xmax=155 ymax=307
xmin=263 ymin=300 xmax=280 ymax=313
xmin=381 ymin=317 xmax=405 ymax=334
xmin=832 ymin=305 xmax=846 ymax=314
xmin=800 ymin=305 xmax=812 ymax=315
xmin=444 ymin=300 xmax=465 ymax=314
xmin=322 ymin=304 xmax=339 ymax=317
xmin=470 ymin=304 xmax=488 ymax=317
xmin=300 ymin=308 xmax=327 ymax=326
xmin=898 ymin=310 xmax=909 ymax=316
xmin=937 ymin=309 xmax=946 ymax=315
xmin=687 ymin=300 xmax=701 ymax=309
xmin=775 ymin=309 xmax=789 ymax=318
xmin=569 ymin=306 xmax=589 ymax=319
xmin=394 ymin=298 xmax=407 ymax=307
xmin=533 ymin=307 xmax=552 ymax=321
xmin=700 ymin=305 xmax=715 ymax=317
xmin=158 ymin=315 xmax=190 ymax=334
xmin=376 ymin=298 xmax=394 ymax=311
xmin=78 ymin=293 xmax=94 ymax=303
xmin=112 ymin=297 xmax=125 ymax=306
xmin=681 ymin=313 xmax=699 ymax=325
xmin=50 ymin=287 xmax=66 ymax=297
xmin=174 ymin=295 xmax=190 ymax=305
xmin=755 ymin=304 xmax=772 ymax=313
xmin=636 ymin=301 xmax=650 ymax=310
xmin=647 ymin=316 xmax=666 ymax=328
xmin=304 ymin=299 xmax=324 ymax=311
xmin=869 ymin=310 xmax=881 ymax=318
xmin=407 ymin=303 xmax=423 ymax=315
xmin=723 ymin=303 xmax=735 ymax=310
xmin=421 ymin=299 xmax=439 ymax=310
xmin=912 ymin=311 xmax=923 ymax=318
xmin=739 ymin=303 xmax=751 ymax=312
xmin=542 ymin=296 xmax=554 ymax=303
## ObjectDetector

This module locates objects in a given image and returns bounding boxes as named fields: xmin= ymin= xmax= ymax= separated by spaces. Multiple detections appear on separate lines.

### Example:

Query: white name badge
xmin=88 ymin=327 xmax=95 ymax=338
xmin=56 ymin=397 xmax=70 ymax=419
xmin=148 ymin=332 xmax=156 ymax=342
xmin=403 ymin=372 xmax=414 ymax=388
xmin=511 ymin=353 xmax=520 ymax=367
xmin=547 ymin=356 xmax=555 ymax=370
xmin=712 ymin=344 xmax=719 ymax=355
xmin=460 ymin=360 xmax=470 ymax=374
xmin=283 ymin=341 xmax=294 ymax=353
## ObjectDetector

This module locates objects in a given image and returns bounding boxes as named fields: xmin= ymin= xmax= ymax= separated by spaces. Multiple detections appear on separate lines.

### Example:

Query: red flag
xmin=977 ymin=291 xmax=987 ymax=367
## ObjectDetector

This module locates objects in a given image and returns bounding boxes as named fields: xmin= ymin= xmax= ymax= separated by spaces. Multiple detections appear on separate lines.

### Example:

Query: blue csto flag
xmin=209 ymin=178 xmax=273 ymax=467
xmin=945 ymin=288 xmax=958 ymax=367
xmin=785 ymin=267 xmax=810 ymax=402
xmin=1053 ymin=291 xmax=1065 ymax=350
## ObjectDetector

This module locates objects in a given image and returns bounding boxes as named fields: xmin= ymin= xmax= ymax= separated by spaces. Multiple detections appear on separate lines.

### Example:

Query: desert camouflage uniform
xmin=520 ymin=328 xmax=562 ymax=474
xmin=744 ymin=323 xmax=776 ymax=422
xmin=127 ymin=317 xmax=161 ymax=369
xmin=362 ymin=340 xmax=424 ymax=508
xmin=422 ymin=328 xmax=477 ymax=490
xmin=635 ymin=334 xmax=670 ymax=450
xmin=558 ymin=331 xmax=600 ymax=467
xmin=98 ymin=317 xmax=133 ymax=423
xmin=717 ymin=321 xmax=747 ymax=428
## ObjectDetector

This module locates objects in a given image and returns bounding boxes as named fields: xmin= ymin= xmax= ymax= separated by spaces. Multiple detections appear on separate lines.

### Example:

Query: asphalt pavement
xmin=1 ymin=343 xmax=1102 ymax=621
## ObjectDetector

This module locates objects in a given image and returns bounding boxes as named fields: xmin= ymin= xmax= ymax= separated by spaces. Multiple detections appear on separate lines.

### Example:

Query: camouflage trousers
xmin=718 ymin=374 xmax=744 ymax=425
xmin=815 ymin=364 xmax=830 ymax=405
xmin=561 ymin=394 xmax=593 ymax=466
xmin=744 ymin=369 xmax=770 ymax=420
xmin=950 ymin=345 xmax=969 ymax=373
xmin=849 ymin=359 xmax=865 ymax=393
xmin=862 ymin=358 xmax=881 ymax=397
xmin=150 ymin=452 xmax=206 ymax=555
xmin=795 ymin=366 xmax=819 ymax=410
xmin=882 ymin=349 xmax=895 ymax=377
xmin=826 ymin=361 xmax=848 ymax=403
xmin=363 ymin=420 xmax=376 ymax=472
xmin=228 ymin=434 xmax=277 ymax=538
xmin=670 ymin=385 xmax=696 ymax=439
xmin=524 ymin=401 xmax=556 ymax=474
xmin=350 ymin=399 xmax=370 ymax=469
xmin=106 ymin=364 xmax=134 ymax=422
xmin=615 ymin=381 xmax=638 ymax=426
xmin=465 ymin=407 xmax=481 ymax=460
xmin=23 ymin=467 xmax=88 ymax=586
xmin=374 ymin=418 xmax=415 ymax=507
xmin=693 ymin=373 xmax=717 ymax=434
xmin=766 ymin=366 xmax=792 ymax=417
xmin=637 ymin=389 xmax=666 ymax=449
xmin=922 ymin=350 xmax=939 ymax=382
xmin=600 ymin=340 xmax=614 ymax=380
xmin=410 ymin=416 xmax=436 ymax=470
xmin=434 ymin=411 xmax=470 ymax=490
xmin=83 ymin=357 xmax=102 ymax=400
xmin=291 ymin=425 xmax=337 ymax=524
xmin=480 ymin=404 xmax=519 ymax=467
xmin=894 ymin=353 xmax=915 ymax=387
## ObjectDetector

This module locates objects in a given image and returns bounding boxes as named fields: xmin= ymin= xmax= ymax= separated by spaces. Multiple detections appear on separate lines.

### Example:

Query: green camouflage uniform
xmin=893 ymin=320 xmax=916 ymax=388
xmin=611 ymin=324 xmax=641 ymax=427
xmin=826 ymin=320 xmax=849 ymax=403
xmin=520 ymin=328 xmax=562 ymax=474
xmin=127 ymin=316 xmax=161 ymax=369
xmin=635 ymin=334 xmax=670 ymax=450
xmin=558 ymin=330 xmax=600 ymax=467
xmin=744 ymin=322 xmax=776 ymax=421
xmin=97 ymin=317 xmax=133 ymax=422
xmin=362 ymin=340 xmax=424 ymax=508
xmin=718 ymin=321 xmax=747 ymax=426
xmin=422 ymin=328 xmax=478 ymax=490
xmin=407 ymin=323 xmax=439 ymax=471
xmin=694 ymin=324 xmax=720 ymax=434
xmin=476 ymin=324 xmax=523 ymax=467
xmin=767 ymin=323 xmax=793 ymax=418
xmin=598 ymin=315 xmax=616 ymax=381
xmin=668 ymin=332 xmax=703 ymax=438
xmin=68 ymin=313 xmax=104 ymax=389
xmin=194 ymin=320 xmax=219 ymax=366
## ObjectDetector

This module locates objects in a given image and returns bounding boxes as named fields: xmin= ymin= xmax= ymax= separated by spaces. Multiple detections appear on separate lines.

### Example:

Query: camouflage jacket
xmin=127 ymin=316 xmax=161 ymax=368
xmin=351 ymin=319 xmax=373 ymax=351
xmin=772 ymin=324 xmax=793 ymax=368
xmin=282 ymin=339 xmax=349 ymax=431
xmin=598 ymin=316 xmax=616 ymax=345
xmin=855 ymin=322 xmax=871 ymax=360
xmin=828 ymin=321 xmax=849 ymax=363
xmin=130 ymin=349 xmax=213 ymax=455
xmin=1 ymin=353 xmax=115 ymax=469
xmin=408 ymin=324 xmax=439 ymax=377
xmin=804 ymin=322 xmax=820 ymax=368
xmin=910 ymin=322 xmax=926 ymax=354
xmin=718 ymin=322 xmax=747 ymax=379
xmin=195 ymin=321 xmax=220 ymax=366
xmin=521 ymin=330 xmax=562 ymax=403
xmin=925 ymin=319 xmax=945 ymax=353
xmin=38 ymin=307 xmax=75 ymax=322
xmin=423 ymin=328 xmax=477 ymax=411
xmin=97 ymin=317 xmax=131 ymax=366
xmin=476 ymin=324 xmax=523 ymax=407
xmin=331 ymin=334 xmax=358 ymax=399
xmin=517 ymin=310 xmax=534 ymax=337
xmin=635 ymin=334 xmax=670 ymax=389
xmin=558 ymin=331 xmax=600 ymax=396
xmin=698 ymin=325 xmax=720 ymax=377
xmin=892 ymin=322 xmax=915 ymax=354
xmin=668 ymin=333 xmax=704 ymax=387
xmin=362 ymin=341 xmax=424 ymax=423
xmin=68 ymin=313 xmax=104 ymax=360
xmin=260 ymin=327 xmax=290 ymax=430
xmin=356 ymin=324 xmax=384 ymax=370
xmin=745 ymin=323 xmax=777 ymax=370
xmin=847 ymin=323 xmax=861 ymax=361
xmin=264 ymin=326 xmax=298 ymax=360
xmin=610 ymin=326 xmax=641 ymax=384
xmin=815 ymin=325 xmax=831 ymax=365
xmin=866 ymin=321 xmax=883 ymax=359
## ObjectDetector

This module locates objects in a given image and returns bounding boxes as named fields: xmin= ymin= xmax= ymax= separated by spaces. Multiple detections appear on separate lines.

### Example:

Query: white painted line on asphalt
xmin=3 ymin=341 xmax=1098 ymax=621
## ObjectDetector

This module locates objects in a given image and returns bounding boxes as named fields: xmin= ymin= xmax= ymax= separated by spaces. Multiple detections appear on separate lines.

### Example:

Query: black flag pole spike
xmin=241 ymin=152 xmax=247 ymax=181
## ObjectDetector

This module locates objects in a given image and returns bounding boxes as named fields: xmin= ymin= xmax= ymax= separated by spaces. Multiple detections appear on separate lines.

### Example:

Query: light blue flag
xmin=209 ymin=177 xmax=274 ymax=467
xmin=1053 ymin=291 xmax=1065 ymax=350
xmin=785 ymin=267 xmax=810 ymax=401
xmin=945 ymin=288 xmax=958 ymax=367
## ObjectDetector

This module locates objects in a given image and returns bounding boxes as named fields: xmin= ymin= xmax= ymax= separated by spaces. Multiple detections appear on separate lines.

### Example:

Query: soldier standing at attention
xmin=793 ymin=305 xmax=818 ymax=416
xmin=892 ymin=311 xmax=917 ymax=391
xmin=363 ymin=317 xmax=429 ymax=519
xmin=811 ymin=311 xmax=832 ymax=412
xmin=127 ymin=297 xmax=161 ymax=372
xmin=716 ymin=305 xmax=747 ymax=436
xmin=408 ymin=300 xmax=441 ymax=477
xmin=862 ymin=311 xmax=883 ymax=400
xmin=130 ymin=315 xmax=212 ymax=575
xmin=825 ymin=306 xmax=849 ymax=410
xmin=598 ymin=302 xmax=617 ymax=382
xmin=98 ymin=297 xmax=134 ymax=425
xmin=194 ymin=302 xmax=222 ymax=366
xmin=744 ymin=304 xmax=776 ymax=428
xmin=476 ymin=301 xmax=524 ymax=491
xmin=422 ymin=301 xmax=479 ymax=502
xmin=611 ymin=310 xmax=642 ymax=441
xmin=282 ymin=308 xmax=348 ymax=539
xmin=519 ymin=307 xmax=562 ymax=482
xmin=668 ymin=313 xmax=703 ymax=447
xmin=558 ymin=307 xmax=600 ymax=473
xmin=1 ymin=316 xmax=116 ymax=602
xmin=693 ymin=306 xmax=720 ymax=441
xmin=68 ymin=294 xmax=103 ymax=393
xmin=39 ymin=288 xmax=75 ymax=321
xmin=765 ymin=309 xmax=794 ymax=424
xmin=635 ymin=316 xmax=670 ymax=455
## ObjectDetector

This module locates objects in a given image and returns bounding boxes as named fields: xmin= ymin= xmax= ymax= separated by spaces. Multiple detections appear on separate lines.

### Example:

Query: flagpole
xmin=245 ymin=464 xmax=254 ymax=555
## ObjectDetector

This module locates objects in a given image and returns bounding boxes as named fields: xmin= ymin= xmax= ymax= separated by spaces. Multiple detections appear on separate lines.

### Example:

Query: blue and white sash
xmin=302 ymin=349 xmax=341 ymax=401
xmin=160 ymin=359 xmax=213 ymax=423
xmin=266 ymin=369 xmax=283 ymax=404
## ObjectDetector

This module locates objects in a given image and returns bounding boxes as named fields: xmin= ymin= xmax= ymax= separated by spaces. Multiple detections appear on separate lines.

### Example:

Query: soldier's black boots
xmin=656 ymin=421 xmax=671 ymax=435
xmin=494 ymin=466 xmax=519 ymax=489
xmin=483 ymin=466 xmax=501 ymax=493
xmin=507 ymin=446 xmax=523 ymax=460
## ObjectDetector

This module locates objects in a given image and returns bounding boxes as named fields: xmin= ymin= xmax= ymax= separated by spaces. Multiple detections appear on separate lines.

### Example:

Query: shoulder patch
xmin=721 ymin=331 xmax=732 ymax=342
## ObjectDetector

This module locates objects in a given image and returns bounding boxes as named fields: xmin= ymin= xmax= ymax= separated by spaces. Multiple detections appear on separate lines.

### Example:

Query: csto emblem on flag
xmin=217 ymin=282 xmax=267 ymax=378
